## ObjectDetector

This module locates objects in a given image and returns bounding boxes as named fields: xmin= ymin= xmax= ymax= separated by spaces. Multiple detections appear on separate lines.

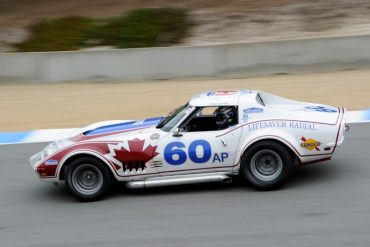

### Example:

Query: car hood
xmin=70 ymin=116 xmax=164 ymax=143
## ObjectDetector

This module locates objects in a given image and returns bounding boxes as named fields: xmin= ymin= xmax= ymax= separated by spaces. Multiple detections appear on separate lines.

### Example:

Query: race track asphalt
xmin=1 ymin=124 xmax=370 ymax=247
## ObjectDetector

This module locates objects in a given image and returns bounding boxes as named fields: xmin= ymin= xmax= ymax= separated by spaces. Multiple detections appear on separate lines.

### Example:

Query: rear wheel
xmin=66 ymin=157 xmax=112 ymax=201
xmin=240 ymin=141 xmax=293 ymax=190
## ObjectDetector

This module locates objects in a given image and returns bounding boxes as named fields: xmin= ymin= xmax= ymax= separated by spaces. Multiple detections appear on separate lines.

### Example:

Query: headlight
xmin=30 ymin=152 xmax=44 ymax=167
xmin=30 ymin=140 xmax=73 ymax=168
xmin=44 ymin=139 xmax=72 ymax=156
xmin=44 ymin=142 xmax=58 ymax=156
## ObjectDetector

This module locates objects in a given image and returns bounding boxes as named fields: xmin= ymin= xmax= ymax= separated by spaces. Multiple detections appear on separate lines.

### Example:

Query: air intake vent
xmin=122 ymin=161 xmax=146 ymax=173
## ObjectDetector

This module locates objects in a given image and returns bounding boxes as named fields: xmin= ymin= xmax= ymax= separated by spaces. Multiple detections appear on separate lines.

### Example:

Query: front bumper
xmin=29 ymin=151 xmax=59 ymax=183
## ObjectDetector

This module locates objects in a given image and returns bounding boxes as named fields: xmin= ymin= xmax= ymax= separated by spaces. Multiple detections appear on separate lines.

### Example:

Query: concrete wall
xmin=1 ymin=35 xmax=370 ymax=82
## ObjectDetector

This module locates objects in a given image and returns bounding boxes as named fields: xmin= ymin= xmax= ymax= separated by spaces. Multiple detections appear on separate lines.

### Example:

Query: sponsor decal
xmin=45 ymin=159 xmax=58 ymax=166
xmin=150 ymin=133 xmax=160 ymax=140
xmin=148 ymin=160 xmax=163 ymax=168
xmin=305 ymin=106 xmax=337 ymax=113
xmin=164 ymin=139 xmax=228 ymax=165
xmin=248 ymin=120 xmax=317 ymax=131
xmin=207 ymin=90 xmax=237 ymax=96
xmin=105 ymin=139 xmax=158 ymax=171
xmin=243 ymin=107 xmax=264 ymax=113
xmin=242 ymin=113 xmax=249 ymax=122
xmin=300 ymin=136 xmax=321 ymax=151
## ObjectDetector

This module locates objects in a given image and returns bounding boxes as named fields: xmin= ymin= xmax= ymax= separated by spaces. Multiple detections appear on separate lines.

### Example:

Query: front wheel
xmin=240 ymin=141 xmax=293 ymax=190
xmin=66 ymin=157 xmax=112 ymax=201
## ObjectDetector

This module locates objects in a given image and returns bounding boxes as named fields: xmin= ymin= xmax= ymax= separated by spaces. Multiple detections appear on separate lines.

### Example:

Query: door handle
xmin=221 ymin=138 xmax=227 ymax=146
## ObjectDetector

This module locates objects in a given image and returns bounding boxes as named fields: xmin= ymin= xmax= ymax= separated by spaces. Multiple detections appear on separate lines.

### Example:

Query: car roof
xmin=189 ymin=90 xmax=259 ymax=107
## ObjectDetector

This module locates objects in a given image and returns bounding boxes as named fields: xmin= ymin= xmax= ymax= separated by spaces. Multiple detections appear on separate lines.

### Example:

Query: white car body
xmin=29 ymin=90 xmax=347 ymax=200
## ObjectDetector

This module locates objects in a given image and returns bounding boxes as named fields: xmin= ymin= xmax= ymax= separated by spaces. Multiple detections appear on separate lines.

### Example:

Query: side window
xmin=180 ymin=106 xmax=238 ymax=132
xmin=256 ymin=93 xmax=265 ymax=106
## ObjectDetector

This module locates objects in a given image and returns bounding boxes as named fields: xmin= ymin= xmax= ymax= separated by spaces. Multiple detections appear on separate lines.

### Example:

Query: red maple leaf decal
xmin=112 ymin=163 xmax=121 ymax=171
xmin=113 ymin=138 xmax=158 ymax=164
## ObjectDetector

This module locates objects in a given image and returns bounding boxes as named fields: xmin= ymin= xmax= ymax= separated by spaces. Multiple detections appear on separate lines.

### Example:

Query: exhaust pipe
xmin=126 ymin=173 xmax=232 ymax=189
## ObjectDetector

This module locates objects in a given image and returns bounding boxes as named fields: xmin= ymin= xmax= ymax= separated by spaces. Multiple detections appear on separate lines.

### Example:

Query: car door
xmin=153 ymin=106 xmax=242 ymax=175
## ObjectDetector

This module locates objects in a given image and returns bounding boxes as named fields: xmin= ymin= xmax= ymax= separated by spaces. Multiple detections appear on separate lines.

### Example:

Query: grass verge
xmin=15 ymin=8 xmax=190 ymax=52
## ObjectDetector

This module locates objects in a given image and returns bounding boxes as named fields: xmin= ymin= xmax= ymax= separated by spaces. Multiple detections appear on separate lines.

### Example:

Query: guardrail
xmin=1 ymin=35 xmax=370 ymax=82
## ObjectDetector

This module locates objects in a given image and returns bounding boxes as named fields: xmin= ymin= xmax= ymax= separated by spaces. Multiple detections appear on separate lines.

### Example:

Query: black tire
xmin=66 ymin=157 xmax=112 ymax=202
xmin=240 ymin=141 xmax=293 ymax=190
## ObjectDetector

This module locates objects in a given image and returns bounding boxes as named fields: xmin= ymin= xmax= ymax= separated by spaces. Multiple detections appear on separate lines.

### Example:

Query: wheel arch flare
xmin=57 ymin=150 xmax=118 ymax=181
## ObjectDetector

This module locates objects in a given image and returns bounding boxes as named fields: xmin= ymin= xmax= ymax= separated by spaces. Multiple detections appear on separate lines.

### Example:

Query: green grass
xmin=15 ymin=8 xmax=190 ymax=52
xmin=16 ymin=16 xmax=95 ymax=52
xmin=92 ymin=8 xmax=189 ymax=48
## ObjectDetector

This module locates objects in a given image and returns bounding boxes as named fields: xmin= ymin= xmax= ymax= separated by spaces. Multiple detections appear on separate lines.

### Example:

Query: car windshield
xmin=156 ymin=103 xmax=190 ymax=132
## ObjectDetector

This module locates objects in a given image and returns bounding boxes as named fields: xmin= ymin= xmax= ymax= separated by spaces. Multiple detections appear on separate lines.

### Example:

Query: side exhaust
xmin=126 ymin=173 xmax=232 ymax=189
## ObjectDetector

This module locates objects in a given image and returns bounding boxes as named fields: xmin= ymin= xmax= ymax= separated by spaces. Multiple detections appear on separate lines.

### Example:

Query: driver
xmin=215 ymin=106 xmax=237 ymax=129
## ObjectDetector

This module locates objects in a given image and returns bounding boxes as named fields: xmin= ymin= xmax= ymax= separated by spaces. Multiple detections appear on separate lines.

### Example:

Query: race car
xmin=30 ymin=89 xmax=352 ymax=201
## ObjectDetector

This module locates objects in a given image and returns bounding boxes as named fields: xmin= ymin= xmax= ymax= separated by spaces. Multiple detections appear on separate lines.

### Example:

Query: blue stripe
xmin=0 ymin=131 xmax=31 ymax=144
xmin=365 ymin=109 xmax=370 ymax=120
xmin=144 ymin=117 xmax=163 ymax=122
xmin=91 ymin=121 xmax=136 ymax=130
xmin=84 ymin=117 xmax=163 ymax=136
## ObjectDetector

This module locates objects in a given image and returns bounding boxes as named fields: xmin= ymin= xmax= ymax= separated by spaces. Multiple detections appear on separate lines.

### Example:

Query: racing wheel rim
xmin=250 ymin=149 xmax=283 ymax=181
xmin=71 ymin=164 xmax=103 ymax=196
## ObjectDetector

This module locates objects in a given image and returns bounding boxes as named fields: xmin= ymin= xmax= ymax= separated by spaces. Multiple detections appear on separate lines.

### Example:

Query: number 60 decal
xmin=164 ymin=139 xmax=228 ymax=165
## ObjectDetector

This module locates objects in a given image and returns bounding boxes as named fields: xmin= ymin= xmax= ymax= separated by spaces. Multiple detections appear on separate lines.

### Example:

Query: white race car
xmin=30 ymin=90 xmax=367 ymax=201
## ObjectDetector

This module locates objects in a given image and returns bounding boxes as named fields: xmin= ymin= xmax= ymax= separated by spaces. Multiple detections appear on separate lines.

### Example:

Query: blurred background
xmin=1 ymin=0 xmax=370 ymax=52
xmin=1 ymin=2 xmax=370 ymax=247
xmin=0 ymin=0 xmax=370 ymax=132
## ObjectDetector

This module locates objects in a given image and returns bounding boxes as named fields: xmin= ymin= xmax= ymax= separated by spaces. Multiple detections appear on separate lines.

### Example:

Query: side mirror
xmin=172 ymin=128 xmax=183 ymax=137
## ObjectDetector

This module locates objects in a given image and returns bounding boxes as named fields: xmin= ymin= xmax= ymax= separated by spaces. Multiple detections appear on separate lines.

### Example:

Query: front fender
xmin=56 ymin=150 xmax=119 ymax=181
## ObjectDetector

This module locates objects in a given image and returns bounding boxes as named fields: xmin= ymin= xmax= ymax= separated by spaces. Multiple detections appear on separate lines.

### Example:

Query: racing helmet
xmin=215 ymin=106 xmax=237 ymax=129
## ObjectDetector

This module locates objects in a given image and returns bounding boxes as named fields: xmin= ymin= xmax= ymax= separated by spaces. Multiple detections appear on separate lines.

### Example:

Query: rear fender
xmin=234 ymin=118 xmax=342 ymax=171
